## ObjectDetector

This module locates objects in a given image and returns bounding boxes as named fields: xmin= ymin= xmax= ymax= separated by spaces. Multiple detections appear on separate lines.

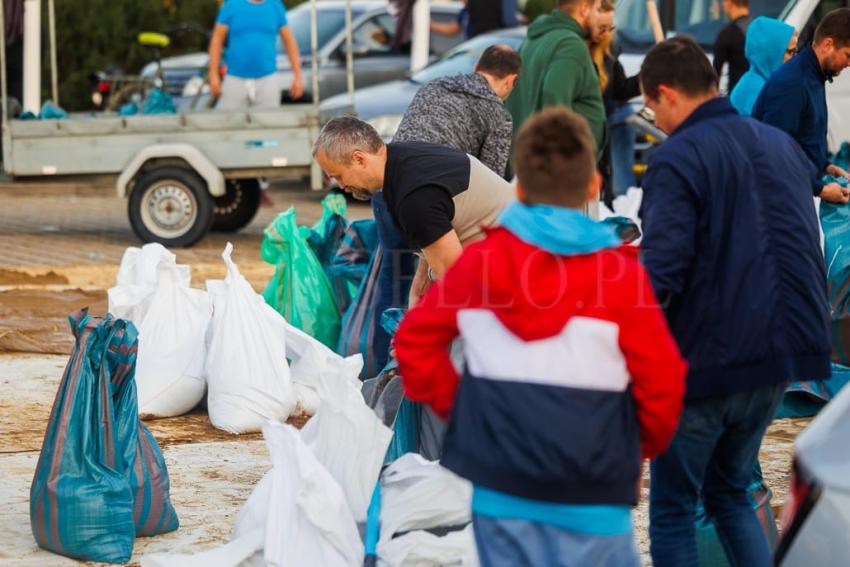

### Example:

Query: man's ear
xmin=587 ymin=170 xmax=602 ymax=201
xmin=351 ymin=149 xmax=365 ymax=166
xmin=516 ymin=178 xmax=528 ymax=204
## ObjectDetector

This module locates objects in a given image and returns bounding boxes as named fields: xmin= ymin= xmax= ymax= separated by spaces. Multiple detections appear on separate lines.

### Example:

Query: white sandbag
xmin=378 ymin=525 xmax=478 ymax=567
xmin=380 ymin=454 xmax=472 ymax=545
xmin=142 ymin=422 xmax=362 ymax=567
xmin=135 ymin=263 xmax=211 ymax=418
xmin=238 ymin=422 xmax=362 ymax=566
xmin=205 ymin=243 xmax=296 ymax=434
xmin=300 ymin=370 xmax=392 ymax=522
xmin=108 ymin=243 xmax=184 ymax=324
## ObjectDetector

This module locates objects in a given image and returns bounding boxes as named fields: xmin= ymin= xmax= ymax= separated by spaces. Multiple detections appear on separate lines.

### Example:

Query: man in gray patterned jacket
xmin=392 ymin=44 xmax=520 ymax=178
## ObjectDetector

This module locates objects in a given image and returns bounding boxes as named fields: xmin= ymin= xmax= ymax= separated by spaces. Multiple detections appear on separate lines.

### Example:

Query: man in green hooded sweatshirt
xmin=507 ymin=0 xmax=606 ymax=159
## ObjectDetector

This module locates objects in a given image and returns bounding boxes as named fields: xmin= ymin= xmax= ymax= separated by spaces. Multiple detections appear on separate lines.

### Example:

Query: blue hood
xmin=731 ymin=17 xmax=795 ymax=116
xmin=499 ymin=201 xmax=620 ymax=256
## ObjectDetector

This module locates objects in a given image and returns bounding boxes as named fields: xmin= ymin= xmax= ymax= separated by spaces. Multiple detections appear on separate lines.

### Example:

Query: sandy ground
xmin=0 ymin=186 xmax=814 ymax=566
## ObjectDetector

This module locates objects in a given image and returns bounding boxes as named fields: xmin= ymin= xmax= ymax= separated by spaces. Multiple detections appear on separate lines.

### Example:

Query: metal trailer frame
xmin=0 ymin=0 xmax=357 ymax=247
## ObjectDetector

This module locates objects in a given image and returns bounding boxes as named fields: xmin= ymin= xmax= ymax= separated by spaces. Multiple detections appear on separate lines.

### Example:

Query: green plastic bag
xmin=261 ymin=208 xmax=341 ymax=349
xmin=311 ymin=193 xmax=347 ymax=238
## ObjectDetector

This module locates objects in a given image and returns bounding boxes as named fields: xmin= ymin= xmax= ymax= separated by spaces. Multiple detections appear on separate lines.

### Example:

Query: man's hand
xmin=289 ymin=75 xmax=304 ymax=100
xmin=821 ymin=182 xmax=850 ymax=204
xmin=209 ymin=74 xmax=222 ymax=98
xmin=827 ymin=163 xmax=850 ymax=180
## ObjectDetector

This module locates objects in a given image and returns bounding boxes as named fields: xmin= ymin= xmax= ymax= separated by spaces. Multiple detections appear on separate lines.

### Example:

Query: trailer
xmin=0 ymin=0 xmax=362 ymax=247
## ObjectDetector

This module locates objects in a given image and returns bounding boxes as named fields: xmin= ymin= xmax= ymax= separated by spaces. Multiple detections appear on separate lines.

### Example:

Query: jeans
xmin=473 ymin=514 xmax=639 ymax=567
xmin=649 ymin=382 xmax=787 ymax=567
xmin=608 ymin=105 xmax=636 ymax=196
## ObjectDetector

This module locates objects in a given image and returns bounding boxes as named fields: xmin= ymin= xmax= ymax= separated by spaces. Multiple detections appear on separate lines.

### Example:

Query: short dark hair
xmin=640 ymin=36 xmax=718 ymax=100
xmin=728 ymin=0 xmax=750 ymax=8
xmin=814 ymin=8 xmax=850 ymax=48
xmin=513 ymin=108 xmax=596 ymax=207
xmin=557 ymin=0 xmax=593 ymax=9
xmin=476 ymin=44 xmax=521 ymax=79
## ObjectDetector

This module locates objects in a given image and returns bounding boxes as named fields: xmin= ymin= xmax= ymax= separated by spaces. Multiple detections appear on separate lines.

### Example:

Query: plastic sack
xmin=820 ymin=200 xmax=850 ymax=365
xmin=141 ymin=87 xmax=177 ymax=115
xmin=378 ymin=524 xmax=478 ymax=567
xmin=327 ymin=219 xmax=379 ymax=315
xmin=142 ymin=422 xmax=362 ymax=567
xmin=31 ymin=309 xmax=178 ymax=563
xmin=109 ymin=246 xmax=211 ymax=419
xmin=832 ymin=141 xmax=849 ymax=172
xmin=206 ymin=243 xmax=296 ymax=434
xmin=134 ymin=263 xmax=211 ymax=418
xmin=261 ymin=208 xmax=341 ymax=349
xmin=339 ymin=192 xmax=416 ymax=378
xmin=379 ymin=454 xmax=472 ymax=545
xmin=695 ymin=475 xmax=777 ymax=567
xmin=300 ymin=362 xmax=393 ymax=521
xmin=108 ymin=243 xmax=178 ymax=324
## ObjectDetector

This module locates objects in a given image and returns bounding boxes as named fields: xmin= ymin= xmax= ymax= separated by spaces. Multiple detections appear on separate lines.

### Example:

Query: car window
xmin=615 ymin=0 xmax=794 ymax=52
xmin=351 ymin=14 xmax=398 ymax=56
xmin=276 ymin=6 xmax=364 ymax=55
xmin=411 ymin=34 xmax=525 ymax=84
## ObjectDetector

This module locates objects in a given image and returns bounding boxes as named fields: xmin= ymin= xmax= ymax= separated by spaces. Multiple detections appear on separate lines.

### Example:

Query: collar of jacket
xmin=498 ymin=200 xmax=620 ymax=256
xmin=800 ymin=44 xmax=830 ymax=84
xmin=671 ymin=96 xmax=737 ymax=137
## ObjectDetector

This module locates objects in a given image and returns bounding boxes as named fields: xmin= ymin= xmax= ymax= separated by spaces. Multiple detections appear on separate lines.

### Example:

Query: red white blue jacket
xmin=395 ymin=203 xmax=687 ymax=506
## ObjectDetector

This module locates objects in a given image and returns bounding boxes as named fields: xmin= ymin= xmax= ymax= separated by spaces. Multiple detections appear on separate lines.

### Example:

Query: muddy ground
xmin=0 ymin=186 xmax=812 ymax=566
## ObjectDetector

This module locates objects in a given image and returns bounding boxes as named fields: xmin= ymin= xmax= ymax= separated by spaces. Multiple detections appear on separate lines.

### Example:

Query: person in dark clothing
xmin=713 ymin=0 xmax=751 ymax=94
xmin=752 ymin=8 xmax=850 ymax=203
xmin=589 ymin=0 xmax=641 ymax=200
xmin=393 ymin=44 xmax=520 ymax=178
xmin=639 ymin=37 xmax=831 ymax=567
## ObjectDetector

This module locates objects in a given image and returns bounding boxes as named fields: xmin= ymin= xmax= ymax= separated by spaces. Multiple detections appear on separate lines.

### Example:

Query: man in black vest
xmin=713 ymin=0 xmax=752 ymax=93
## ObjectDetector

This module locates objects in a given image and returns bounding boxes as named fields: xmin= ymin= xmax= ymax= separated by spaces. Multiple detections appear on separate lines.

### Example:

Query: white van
xmin=616 ymin=0 xmax=850 ymax=150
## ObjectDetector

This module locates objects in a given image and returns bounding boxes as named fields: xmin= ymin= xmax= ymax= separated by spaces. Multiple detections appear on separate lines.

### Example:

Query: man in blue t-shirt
xmin=209 ymin=0 xmax=303 ymax=109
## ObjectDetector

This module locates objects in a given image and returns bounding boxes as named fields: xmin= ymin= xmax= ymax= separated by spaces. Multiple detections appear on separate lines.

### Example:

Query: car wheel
xmin=128 ymin=166 xmax=214 ymax=247
xmin=211 ymin=178 xmax=262 ymax=233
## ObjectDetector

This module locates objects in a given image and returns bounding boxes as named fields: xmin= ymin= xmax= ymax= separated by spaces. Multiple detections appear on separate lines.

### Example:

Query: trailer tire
xmin=128 ymin=166 xmax=214 ymax=247
xmin=211 ymin=178 xmax=262 ymax=233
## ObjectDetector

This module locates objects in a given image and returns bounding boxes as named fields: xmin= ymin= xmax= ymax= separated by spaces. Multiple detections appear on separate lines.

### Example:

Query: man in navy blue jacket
xmin=639 ymin=37 xmax=831 ymax=567
xmin=753 ymin=8 xmax=850 ymax=202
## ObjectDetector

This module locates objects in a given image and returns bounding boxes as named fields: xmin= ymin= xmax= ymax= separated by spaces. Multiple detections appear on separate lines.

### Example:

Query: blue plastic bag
xmin=30 ymin=309 xmax=178 ymax=563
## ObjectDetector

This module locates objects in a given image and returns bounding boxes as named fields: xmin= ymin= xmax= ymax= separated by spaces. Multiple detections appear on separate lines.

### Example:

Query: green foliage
xmin=522 ymin=0 xmax=556 ymax=23
xmin=46 ymin=0 xmax=306 ymax=111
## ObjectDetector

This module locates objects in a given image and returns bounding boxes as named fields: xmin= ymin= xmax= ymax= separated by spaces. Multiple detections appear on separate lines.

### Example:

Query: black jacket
xmin=713 ymin=15 xmax=752 ymax=93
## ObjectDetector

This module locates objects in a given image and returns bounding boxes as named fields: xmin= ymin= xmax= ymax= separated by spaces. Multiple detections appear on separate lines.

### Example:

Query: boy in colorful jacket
xmin=394 ymin=107 xmax=687 ymax=567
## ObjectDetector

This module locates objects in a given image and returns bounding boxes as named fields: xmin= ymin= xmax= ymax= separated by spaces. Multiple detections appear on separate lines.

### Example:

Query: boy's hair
xmin=640 ymin=36 xmax=718 ymax=100
xmin=814 ymin=8 xmax=850 ymax=48
xmin=728 ymin=0 xmax=749 ymax=8
xmin=513 ymin=107 xmax=595 ymax=208
xmin=557 ymin=0 xmax=593 ymax=9
xmin=476 ymin=44 xmax=521 ymax=79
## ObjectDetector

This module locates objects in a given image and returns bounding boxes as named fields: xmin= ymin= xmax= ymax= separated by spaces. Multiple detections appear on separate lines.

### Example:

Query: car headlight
xmin=182 ymin=75 xmax=208 ymax=97
xmin=367 ymin=114 xmax=403 ymax=142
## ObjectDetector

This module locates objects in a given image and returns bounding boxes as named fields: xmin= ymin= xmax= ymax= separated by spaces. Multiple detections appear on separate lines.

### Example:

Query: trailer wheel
xmin=128 ymin=166 xmax=214 ymax=247
xmin=211 ymin=178 xmax=262 ymax=233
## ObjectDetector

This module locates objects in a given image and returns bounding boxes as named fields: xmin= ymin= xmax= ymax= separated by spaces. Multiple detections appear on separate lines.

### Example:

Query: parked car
xmin=774 ymin=383 xmax=850 ymax=566
xmin=141 ymin=0 xmax=464 ymax=108
xmin=319 ymin=28 xmax=526 ymax=141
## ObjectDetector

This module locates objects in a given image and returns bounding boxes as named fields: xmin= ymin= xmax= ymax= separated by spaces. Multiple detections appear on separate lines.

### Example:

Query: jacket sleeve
xmin=616 ymin=259 xmax=687 ymax=459
xmin=609 ymin=57 xmax=641 ymax=104
xmin=395 ymin=245 xmax=485 ymax=419
xmin=478 ymin=108 xmax=513 ymax=178
xmin=752 ymin=82 xmax=822 ymax=195
xmin=713 ymin=28 xmax=730 ymax=80
xmin=639 ymin=160 xmax=699 ymax=307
